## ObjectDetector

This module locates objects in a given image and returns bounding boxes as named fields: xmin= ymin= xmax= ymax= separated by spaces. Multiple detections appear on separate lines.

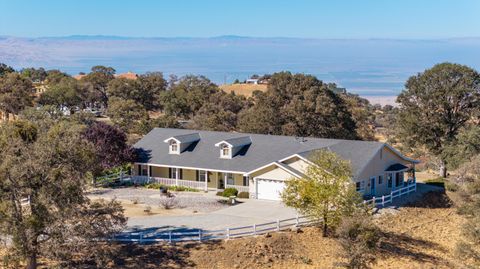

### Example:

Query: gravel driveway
xmin=87 ymin=187 xmax=229 ymax=213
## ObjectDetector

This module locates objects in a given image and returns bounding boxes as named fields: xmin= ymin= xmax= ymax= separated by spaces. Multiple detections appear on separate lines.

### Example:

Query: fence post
xmin=372 ymin=196 xmax=376 ymax=207
xmin=226 ymin=228 xmax=230 ymax=239
xmin=296 ymin=215 xmax=299 ymax=227
xmin=120 ymin=171 xmax=124 ymax=181
xmin=198 ymin=230 xmax=202 ymax=242
xmin=414 ymin=182 xmax=417 ymax=192
xmin=253 ymin=224 xmax=256 ymax=235
xmin=169 ymin=230 xmax=172 ymax=244
xmin=139 ymin=232 xmax=143 ymax=244
xmin=382 ymin=195 xmax=385 ymax=206
xmin=276 ymin=219 xmax=280 ymax=231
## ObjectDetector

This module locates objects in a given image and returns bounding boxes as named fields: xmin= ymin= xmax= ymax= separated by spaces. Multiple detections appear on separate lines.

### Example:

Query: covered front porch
xmin=131 ymin=164 xmax=250 ymax=193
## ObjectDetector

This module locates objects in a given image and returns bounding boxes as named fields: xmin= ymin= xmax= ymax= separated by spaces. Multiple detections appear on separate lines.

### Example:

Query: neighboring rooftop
xmin=135 ymin=128 xmax=390 ymax=177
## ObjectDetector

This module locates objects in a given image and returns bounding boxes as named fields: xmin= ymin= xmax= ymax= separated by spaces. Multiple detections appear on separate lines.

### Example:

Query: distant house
xmin=132 ymin=128 xmax=418 ymax=201
xmin=246 ymin=78 xmax=259 ymax=84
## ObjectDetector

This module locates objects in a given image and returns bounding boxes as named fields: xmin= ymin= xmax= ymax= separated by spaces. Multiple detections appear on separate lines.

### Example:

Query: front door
xmin=217 ymin=173 xmax=225 ymax=189
xmin=370 ymin=177 xmax=375 ymax=195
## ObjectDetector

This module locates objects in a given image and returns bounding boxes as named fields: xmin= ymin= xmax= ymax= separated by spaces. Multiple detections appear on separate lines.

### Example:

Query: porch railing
xmin=363 ymin=181 xmax=417 ymax=207
xmin=225 ymin=184 xmax=250 ymax=193
xmin=128 ymin=176 xmax=206 ymax=190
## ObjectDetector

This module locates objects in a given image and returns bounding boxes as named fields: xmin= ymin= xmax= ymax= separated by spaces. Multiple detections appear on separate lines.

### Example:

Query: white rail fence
xmin=111 ymin=215 xmax=315 ymax=243
xmin=363 ymin=181 xmax=417 ymax=207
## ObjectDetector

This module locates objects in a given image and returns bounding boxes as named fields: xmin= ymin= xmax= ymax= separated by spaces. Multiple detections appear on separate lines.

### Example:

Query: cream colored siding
xmin=254 ymin=167 xmax=294 ymax=181
xmin=181 ymin=168 xmax=197 ymax=181
xmin=282 ymin=157 xmax=309 ymax=173
xmin=151 ymin=166 xmax=169 ymax=178
xmin=356 ymin=146 xmax=411 ymax=196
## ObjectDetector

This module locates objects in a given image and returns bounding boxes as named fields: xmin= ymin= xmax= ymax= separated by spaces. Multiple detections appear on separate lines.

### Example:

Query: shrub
xmin=222 ymin=187 xmax=238 ymax=197
xmin=145 ymin=183 xmax=164 ymax=189
xmin=237 ymin=192 xmax=249 ymax=199
xmin=159 ymin=195 xmax=179 ymax=210
xmin=168 ymin=185 xmax=199 ymax=192
xmin=336 ymin=212 xmax=380 ymax=269
xmin=131 ymin=198 xmax=140 ymax=204
xmin=216 ymin=191 xmax=224 ymax=196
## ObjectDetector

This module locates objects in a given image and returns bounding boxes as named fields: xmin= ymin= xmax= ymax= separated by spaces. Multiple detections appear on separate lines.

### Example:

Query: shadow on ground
xmin=379 ymin=230 xmax=449 ymax=266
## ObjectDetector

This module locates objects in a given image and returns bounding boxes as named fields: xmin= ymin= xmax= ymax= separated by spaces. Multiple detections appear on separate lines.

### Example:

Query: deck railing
xmin=363 ymin=181 xmax=417 ymax=207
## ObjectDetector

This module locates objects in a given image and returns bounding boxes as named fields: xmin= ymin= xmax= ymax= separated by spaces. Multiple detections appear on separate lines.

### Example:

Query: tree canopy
xmin=238 ymin=72 xmax=359 ymax=139
xmin=281 ymin=150 xmax=361 ymax=236
xmin=396 ymin=63 xmax=480 ymax=177
xmin=0 ymin=118 xmax=126 ymax=268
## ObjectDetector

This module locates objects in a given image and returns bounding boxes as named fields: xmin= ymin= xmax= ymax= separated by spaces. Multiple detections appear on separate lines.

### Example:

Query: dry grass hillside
xmin=219 ymin=84 xmax=268 ymax=97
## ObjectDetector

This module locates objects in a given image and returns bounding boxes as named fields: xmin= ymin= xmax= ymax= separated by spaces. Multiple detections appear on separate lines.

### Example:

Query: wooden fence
xmin=111 ymin=215 xmax=315 ymax=243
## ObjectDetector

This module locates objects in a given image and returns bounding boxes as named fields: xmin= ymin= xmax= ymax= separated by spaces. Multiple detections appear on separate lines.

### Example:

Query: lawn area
xmin=219 ymin=84 xmax=267 ymax=97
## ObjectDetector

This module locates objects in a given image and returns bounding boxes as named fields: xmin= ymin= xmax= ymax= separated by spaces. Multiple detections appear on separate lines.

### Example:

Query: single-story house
xmin=132 ymin=128 xmax=418 ymax=201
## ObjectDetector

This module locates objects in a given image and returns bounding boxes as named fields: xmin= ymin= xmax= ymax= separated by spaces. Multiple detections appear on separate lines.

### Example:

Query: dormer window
xmin=221 ymin=145 xmax=231 ymax=158
xmin=163 ymin=133 xmax=201 ymax=155
xmin=215 ymin=136 xmax=251 ymax=159
xmin=169 ymin=140 xmax=179 ymax=154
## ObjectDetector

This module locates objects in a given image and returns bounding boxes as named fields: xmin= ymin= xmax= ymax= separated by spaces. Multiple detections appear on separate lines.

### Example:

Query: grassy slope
xmin=219 ymin=84 xmax=268 ymax=97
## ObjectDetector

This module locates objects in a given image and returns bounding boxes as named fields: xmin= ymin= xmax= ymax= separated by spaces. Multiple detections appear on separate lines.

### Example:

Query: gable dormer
xmin=215 ymin=136 xmax=251 ymax=159
xmin=163 ymin=133 xmax=200 ymax=154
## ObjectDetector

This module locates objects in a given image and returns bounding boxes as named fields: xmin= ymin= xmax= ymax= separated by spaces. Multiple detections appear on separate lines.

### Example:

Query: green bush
xmin=145 ymin=183 xmax=165 ymax=189
xmin=237 ymin=192 xmax=249 ymax=199
xmin=222 ymin=187 xmax=238 ymax=197
xmin=168 ymin=185 xmax=199 ymax=192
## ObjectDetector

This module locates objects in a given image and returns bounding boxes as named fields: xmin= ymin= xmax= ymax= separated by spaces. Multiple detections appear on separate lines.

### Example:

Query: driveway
xmin=127 ymin=199 xmax=298 ymax=231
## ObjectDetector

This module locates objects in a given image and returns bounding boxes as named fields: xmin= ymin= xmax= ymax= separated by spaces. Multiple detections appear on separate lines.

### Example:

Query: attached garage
xmin=256 ymin=178 xmax=285 ymax=201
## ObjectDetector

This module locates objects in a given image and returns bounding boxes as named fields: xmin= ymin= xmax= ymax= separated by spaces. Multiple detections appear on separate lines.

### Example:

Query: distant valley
xmin=1 ymin=35 xmax=479 ymax=99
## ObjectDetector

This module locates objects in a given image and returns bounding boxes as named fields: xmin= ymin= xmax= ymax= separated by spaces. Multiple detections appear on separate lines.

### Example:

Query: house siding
xmin=356 ymin=146 xmax=411 ymax=196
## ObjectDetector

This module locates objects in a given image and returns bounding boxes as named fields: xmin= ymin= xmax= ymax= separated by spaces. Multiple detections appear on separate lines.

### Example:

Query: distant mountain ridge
xmin=1 ymin=36 xmax=479 ymax=97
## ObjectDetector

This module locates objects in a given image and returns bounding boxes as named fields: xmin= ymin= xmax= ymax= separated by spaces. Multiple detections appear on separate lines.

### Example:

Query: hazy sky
xmin=1 ymin=0 xmax=479 ymax=38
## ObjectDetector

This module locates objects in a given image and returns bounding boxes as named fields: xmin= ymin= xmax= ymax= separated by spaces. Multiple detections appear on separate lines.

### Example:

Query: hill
xmin=219 ymin=84 xmax=267 ymax=97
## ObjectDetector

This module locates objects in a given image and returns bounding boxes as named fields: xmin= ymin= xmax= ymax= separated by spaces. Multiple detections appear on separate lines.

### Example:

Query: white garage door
xmin=256 ymin=178 xmax=285 ymax=201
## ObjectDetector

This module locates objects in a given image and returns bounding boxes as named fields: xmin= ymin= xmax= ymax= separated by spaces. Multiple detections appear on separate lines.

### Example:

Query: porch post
xmin=175 ymin=168 xmax=179 ymax=186
xmin=204 ymin=170 xmax=208 ymax=192
xmin=147 ymin=165 xmax=150 ymax=183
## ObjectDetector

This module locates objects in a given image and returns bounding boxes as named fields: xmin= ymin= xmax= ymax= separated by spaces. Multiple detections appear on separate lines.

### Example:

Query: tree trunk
xmin=439 ymin=160 xmax=447 ymax=178
xmin=26 ymin=253 xmax=37 ymax=269
xmin=322 ymin=216 xmax=328 ymax=237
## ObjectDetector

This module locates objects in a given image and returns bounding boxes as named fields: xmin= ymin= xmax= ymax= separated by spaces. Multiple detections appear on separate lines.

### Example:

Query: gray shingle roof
xmin=385 ymin=163 xmax=409 ymax=171
xmin=165 ymin=133 xmax=201 ymax=144
xmin=134 ymin=128 xmax=386 ymax=177
xmin=218 ymin=136 xmax=252 ymax=148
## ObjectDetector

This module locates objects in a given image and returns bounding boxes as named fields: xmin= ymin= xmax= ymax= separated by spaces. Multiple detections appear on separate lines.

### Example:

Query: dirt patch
xmin=91 ymin=198 xmax=194 ymax=218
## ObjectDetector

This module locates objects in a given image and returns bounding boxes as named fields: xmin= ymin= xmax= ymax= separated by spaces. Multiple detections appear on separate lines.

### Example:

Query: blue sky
xmin=0 ymin=0 xmax=479 ymax=38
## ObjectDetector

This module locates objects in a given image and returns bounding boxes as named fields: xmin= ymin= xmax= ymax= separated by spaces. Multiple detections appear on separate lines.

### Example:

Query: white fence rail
xmin=111 ymin=215 xmax=315 ymax=243
xmin=363 ymin=181 xmax=417 ymax=207
xmin=225 ymin=184 xmax=250 ymax=193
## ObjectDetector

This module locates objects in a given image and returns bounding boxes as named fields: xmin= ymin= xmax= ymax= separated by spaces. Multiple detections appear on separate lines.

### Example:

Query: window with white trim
xmin=356 ymin=181 xmax=365 ymax=192
xmin=378 ymin=175 xmax=383 ymax=185
xmin=221 ymin=144 xmax=231 ymax=158
xmin=225 ymin=173 xmax=234 ymax=185
xmin=169 ymin=140 xmax=179 ymax=154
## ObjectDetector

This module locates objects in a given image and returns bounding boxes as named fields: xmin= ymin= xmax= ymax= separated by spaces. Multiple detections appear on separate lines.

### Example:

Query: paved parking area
xmin=127 ymin=199 xmax=298 ymax=231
